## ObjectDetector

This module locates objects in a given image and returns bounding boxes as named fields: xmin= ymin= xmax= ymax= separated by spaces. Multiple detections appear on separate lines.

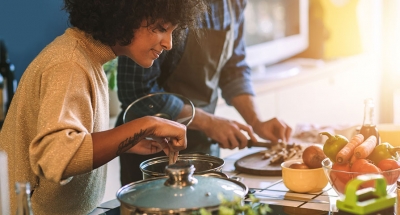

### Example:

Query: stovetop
xmin=102 ymin=204 xmax=334 ymax=215
xmin=102 ymin=207 xmax=119 ymax=215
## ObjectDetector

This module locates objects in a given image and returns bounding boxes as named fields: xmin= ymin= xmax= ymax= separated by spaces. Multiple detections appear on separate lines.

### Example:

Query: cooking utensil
xmin=281 ymin=159 xmax=328 ymax=193
xmin=140 ymin=153 xmax=225 ymax=180
xmin=212 ymin=139 xmax=281 ymax=149
xmin=234 ymin=143 xmax=304 ymax=176
xmin=123 ymin=92 xmax=195 ymax=165
xmin=123 ymin=92 xmax=195 ymax=126
xmin=234 ymin=151 xmax=283 ymax=176
xmin=117 ymin=162 xmax=248 ymax=215
xmin=247 ymin=140 xmax=282 ymax=148
xmin=336 ymin=174 xmax=396 ymax=215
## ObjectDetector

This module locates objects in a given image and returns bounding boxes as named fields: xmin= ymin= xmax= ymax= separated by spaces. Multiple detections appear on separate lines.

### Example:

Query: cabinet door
xmin=215 ymin=93 xmax=276 ymax=124
xmin=276 ymin=66 xmax=379 ymax=126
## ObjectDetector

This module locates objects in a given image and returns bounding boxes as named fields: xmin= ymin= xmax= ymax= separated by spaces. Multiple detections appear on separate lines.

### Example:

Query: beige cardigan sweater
xmin=0 ymin=28 xmax=116 ymax=214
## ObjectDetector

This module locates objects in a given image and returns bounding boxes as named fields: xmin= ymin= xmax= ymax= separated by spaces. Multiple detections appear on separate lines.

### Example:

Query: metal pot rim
xmin=140 ymin=154 xmax=225 ymax=175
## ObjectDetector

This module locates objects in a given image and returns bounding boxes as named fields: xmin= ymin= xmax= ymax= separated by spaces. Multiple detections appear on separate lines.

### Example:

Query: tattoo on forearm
xmin=116 ymin=129 xmax=147 ymax=155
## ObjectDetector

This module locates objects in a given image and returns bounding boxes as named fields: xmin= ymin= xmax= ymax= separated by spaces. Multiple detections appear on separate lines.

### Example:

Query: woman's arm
xmin=92 ymin=116 xmax=186 ymax=169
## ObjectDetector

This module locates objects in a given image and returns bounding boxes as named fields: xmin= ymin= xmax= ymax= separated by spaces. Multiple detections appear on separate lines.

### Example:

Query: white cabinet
xmin=215 ymin=54 xmax=381 ymax=158
xmin=217 ymin=54 xmax=381 ymax=127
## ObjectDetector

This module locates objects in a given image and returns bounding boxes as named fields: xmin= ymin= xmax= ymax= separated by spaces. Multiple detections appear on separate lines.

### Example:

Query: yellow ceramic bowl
xmin=281 ymin=159 xmax=328 ymax=193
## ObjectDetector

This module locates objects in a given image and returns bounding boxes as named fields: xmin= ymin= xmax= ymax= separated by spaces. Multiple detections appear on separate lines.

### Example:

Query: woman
xmin=0 ymin=0 xmax=207 ymax=214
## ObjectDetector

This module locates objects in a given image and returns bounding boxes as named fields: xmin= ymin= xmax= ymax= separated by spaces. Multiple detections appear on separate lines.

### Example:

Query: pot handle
xmin=230 ymin=176 xmax=243 ymax=182
xmin=197 ymin=171 xmax=228 ymax=178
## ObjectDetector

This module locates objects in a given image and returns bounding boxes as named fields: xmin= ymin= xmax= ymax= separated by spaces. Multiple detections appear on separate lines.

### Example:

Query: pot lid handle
xmin=164 ymin=162 xmax=198 ymax=187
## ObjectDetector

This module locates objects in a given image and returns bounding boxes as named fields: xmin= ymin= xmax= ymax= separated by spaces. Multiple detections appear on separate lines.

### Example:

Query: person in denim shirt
xmin=116 ymin=0 xmax=293 ymax=185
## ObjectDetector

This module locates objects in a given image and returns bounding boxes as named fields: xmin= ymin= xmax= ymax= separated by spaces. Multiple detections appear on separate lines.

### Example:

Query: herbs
xmin=103 ymin=58 xmax=118 ymax=91
xmin=196 ymin=194 xmax=271 ymax=215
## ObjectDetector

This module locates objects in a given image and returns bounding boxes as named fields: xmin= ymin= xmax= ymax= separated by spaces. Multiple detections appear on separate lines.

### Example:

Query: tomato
xmin=350 ymin=159 xmax=370 ymax=171
xmin=377 ymin=159 xmax=400 ymax=185
xmin=377 ymin=159 xmax=400 ymax=170
xmin=332 ymin=163 xmax=351 ymax=182
xmin=330 ymin=163 xmax=352 ymax=194
xmin=351 ymin=159 xmax=381 ymax=189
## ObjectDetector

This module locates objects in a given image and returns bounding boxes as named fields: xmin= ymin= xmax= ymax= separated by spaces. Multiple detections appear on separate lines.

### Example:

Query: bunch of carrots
xmin=336 ymin=134 xmax=377 ymax=166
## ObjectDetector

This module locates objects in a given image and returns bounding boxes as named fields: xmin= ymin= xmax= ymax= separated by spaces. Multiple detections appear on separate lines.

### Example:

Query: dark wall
xmin=0 ymin=0 xmax=69 ymax=81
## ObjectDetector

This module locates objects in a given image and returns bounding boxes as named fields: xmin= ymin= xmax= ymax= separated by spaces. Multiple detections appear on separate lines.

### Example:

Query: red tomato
xmin=351 ymin=159 xmax=381 ymax=189
xmin=377 ymin=159 xmax=400 ymax=185
xmin=351 ymin=159 xmax=381 ymax=173
xmin=330 ymin=163 xmax=352 ymax=194
xmin=378 ymin=159 xmax=400 ymax=170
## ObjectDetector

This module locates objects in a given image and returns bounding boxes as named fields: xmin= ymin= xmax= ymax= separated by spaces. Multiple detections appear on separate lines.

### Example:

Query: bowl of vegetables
xmin=320 ymin=131 xmax=400 ymax=197
xmin=321 ymin=157 xmax=400 ymax=197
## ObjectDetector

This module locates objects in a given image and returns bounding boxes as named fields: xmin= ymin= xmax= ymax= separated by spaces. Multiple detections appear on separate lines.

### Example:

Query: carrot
xmin=336 ymin=134 xmax=364 ymax=164
xmin=354 ymin=135 xmax=377 ymax=159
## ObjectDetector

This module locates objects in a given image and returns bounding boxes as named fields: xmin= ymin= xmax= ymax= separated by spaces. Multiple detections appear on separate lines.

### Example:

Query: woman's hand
xmin=124 ymin=116 xmax=187 ymax=155
xmin=92 ymin=116 xmax=186 ymax=169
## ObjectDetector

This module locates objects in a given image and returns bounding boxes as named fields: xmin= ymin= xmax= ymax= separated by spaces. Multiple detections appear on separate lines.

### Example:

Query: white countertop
xmin=90 ymin=146 xmax=397 ymax=214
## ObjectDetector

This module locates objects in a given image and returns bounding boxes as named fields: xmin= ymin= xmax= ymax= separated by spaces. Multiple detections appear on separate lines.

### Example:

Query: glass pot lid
xmin=117 ymin=162 xmax=247 ymax=211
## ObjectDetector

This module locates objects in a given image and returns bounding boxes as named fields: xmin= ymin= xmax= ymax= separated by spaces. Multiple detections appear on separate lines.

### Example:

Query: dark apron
xmin=162 ymin=0 xmax=235 ymax=156
xmin=119 ymin=0 xmax=235 ymax=184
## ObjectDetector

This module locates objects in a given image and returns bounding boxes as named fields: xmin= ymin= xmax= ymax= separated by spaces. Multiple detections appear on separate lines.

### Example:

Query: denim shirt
xmin=117 ymin=0 xmax=254 ymax=112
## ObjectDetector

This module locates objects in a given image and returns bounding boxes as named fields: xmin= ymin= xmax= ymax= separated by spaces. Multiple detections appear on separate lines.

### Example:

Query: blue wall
xmin=0 ymin=0 xmax=69 ymax=81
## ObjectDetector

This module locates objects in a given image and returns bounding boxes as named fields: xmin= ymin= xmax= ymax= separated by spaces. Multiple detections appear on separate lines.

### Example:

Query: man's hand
xmin=189 ymin=110 xmax=258 ymax=149
xmin=231 ymin=94 xmax=292 ymax=144
xmin=252 ymin=117 xmax=292 ymax=143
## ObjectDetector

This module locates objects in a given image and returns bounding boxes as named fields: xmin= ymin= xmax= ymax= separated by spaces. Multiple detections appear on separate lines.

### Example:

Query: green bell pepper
xmin=320 ymin=131 xmax=349 ymax=162
xmin=367 ymin=142 xmax=400 ymax=165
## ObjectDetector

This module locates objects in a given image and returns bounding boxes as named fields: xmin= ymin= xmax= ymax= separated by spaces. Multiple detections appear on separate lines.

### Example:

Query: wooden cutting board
xmin=234 ymin=143 xmax=307 ymax=176
xmin=234 ymin=150 xmax=283 ymax=176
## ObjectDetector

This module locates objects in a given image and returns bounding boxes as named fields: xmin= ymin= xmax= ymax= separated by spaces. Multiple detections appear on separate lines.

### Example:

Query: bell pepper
xmin=320 ymin=132 xmax=349 ymax=162
xmin=367 ymin=142 xmax=400 ymax=165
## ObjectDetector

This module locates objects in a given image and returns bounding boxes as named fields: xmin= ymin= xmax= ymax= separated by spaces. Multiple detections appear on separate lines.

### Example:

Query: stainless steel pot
xmin=117 ymin=162 xmax=248 ymax=215
xmin=140 ymin=154 xmax=225 ymax=179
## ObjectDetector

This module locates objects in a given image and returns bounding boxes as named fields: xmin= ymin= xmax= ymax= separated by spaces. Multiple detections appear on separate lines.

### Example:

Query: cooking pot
xmin=140 ymin=154 xmax=225 ymax=179
xmin=117 ymin=162 xmax=248 ymax=215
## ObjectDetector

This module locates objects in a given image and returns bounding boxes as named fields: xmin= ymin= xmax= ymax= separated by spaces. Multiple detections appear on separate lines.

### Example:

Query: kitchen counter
xmin=89 ymin=147 xmax=395 ymax=215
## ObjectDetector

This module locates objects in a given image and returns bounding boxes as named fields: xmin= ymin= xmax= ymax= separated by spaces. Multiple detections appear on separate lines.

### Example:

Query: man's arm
xmin=218 ymin=1 xmax=292 ymax=143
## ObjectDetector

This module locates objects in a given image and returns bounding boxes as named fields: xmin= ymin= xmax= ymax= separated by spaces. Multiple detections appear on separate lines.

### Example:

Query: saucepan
xmin=117 ymin=162 xmax=248 ymax=215
xmin=140 ymin=153 xmax=225 ymax=179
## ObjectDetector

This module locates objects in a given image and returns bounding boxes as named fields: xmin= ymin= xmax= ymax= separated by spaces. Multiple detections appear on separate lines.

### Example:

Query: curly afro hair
xmin=63 ymin=0 xmax=208 ymax=46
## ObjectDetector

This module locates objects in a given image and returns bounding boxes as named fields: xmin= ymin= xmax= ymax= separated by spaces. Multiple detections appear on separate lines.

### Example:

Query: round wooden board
xmin=235 ymin=143 xmax=316 ymax=176
xmin=234 ymin=150 xmax=283 ymax=176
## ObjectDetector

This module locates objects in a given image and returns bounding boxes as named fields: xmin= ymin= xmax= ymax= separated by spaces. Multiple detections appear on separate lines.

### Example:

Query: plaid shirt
xmin=117 ymin=0 xmax=254 ymax=111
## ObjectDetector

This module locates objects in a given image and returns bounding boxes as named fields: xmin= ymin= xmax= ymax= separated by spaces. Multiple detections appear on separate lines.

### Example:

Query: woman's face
xmin=112 ymin=19 xmax=177 ymax=68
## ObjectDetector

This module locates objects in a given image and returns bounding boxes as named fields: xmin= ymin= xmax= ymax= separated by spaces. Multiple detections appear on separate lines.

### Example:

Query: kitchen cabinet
xmin=215 ymin=54 xmax=381 ymax=158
